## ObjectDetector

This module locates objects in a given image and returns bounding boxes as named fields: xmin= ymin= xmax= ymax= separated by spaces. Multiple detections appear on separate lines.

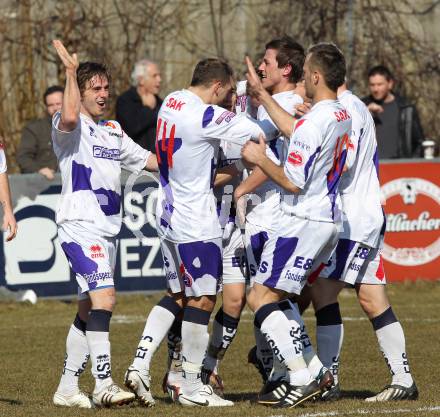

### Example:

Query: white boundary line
xmin=268 ymin=405 xmax=440 ymax=417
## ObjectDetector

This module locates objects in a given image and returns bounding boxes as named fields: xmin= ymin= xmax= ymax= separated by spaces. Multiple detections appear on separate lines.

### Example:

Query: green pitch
xmin=0 ymin=281 xmax=438 ymax=417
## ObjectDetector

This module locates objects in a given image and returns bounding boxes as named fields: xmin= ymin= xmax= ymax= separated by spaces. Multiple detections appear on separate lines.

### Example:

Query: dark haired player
xmin=51 ymin=40 xmax=158 ymax=408
xmin=241 ymin=43 xmax=351 ymax=408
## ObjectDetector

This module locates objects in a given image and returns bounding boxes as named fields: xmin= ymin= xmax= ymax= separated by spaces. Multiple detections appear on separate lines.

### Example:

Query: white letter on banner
xmin=120 ymin=238 xmax=141 ymax=277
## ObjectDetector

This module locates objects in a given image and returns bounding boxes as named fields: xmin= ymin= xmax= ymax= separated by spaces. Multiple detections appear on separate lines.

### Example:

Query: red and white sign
xmin=380 ymin=161 xmax=440 ymax=281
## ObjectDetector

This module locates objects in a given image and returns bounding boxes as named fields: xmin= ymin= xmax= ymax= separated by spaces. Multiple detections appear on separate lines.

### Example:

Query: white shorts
xmin=58 ymin=224 xmax=116 ymax=296
xmin=160 ymin=237 xmax=222 ymax=297
xmin=254 ymin=214 xmax=338 ymax=295
xmin=320 ymin=238 xmax=387 ymax=285
xmin=220 ymin=222 xmax=247 ymax=286
xmin=244 ymin=222 xmax=271 ymax=282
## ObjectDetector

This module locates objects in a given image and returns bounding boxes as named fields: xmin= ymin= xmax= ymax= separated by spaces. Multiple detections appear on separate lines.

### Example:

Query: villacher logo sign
xmin=381 ymin=178 xmax=440 ymax=266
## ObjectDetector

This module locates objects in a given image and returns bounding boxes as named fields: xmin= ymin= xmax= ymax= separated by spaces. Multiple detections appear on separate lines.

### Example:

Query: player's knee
xmin=310 ymin=278 xmax=341 ymax=311
xmin=223 ymin=296 xmax=245 ymax=318
xmin=358 ymin=295 xmax=389 ymax=319
xmin=247 ymin=285 xmax=282 ymax=312
xmin=90 ymin=289 xmax=116 ymax=311
xmin=187 ymin=294 xmax=216 ymax=312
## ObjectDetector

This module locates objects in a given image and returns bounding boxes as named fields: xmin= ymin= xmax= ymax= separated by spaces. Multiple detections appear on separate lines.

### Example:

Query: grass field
xmin=1 ymin=281 xmax=439 ymax=417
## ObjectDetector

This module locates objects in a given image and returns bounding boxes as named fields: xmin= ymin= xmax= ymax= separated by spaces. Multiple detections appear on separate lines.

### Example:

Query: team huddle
xmin=51 ymin=36 xmax=418 ymax=409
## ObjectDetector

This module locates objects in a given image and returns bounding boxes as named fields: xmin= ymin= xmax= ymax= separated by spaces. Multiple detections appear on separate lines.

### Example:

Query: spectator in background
xmin=362 ymin=65 xmax=424 ymax=159
xmin=17 ymin=85 xmax=63 ymax=179
xmin=116 ymin=59 xmax=162 ymax=152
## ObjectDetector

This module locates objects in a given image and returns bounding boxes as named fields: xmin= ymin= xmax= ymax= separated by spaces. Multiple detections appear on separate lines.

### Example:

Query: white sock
xmin=86 ymin=309 xmax=113 ymax=393
xmin=87 ymin=330 xmax=113 ymax=392
xmin=132 ymin=304 xmax=176 ymax=372
xmin=257 ymin=306 xmax=312 ymax=386
xmin=181 ymin=308 xmax=211 ymax=396
xmin=316 ymin=325 xmax=343 ymax=384
xmin=376 ymin=322 xmax=413 ymax=387
xmin=282 ymin=301 xmax=322 ymax=379
xmin=315 ymin=303 xmax=344 ymax=385
xmin=57 ymin=323 xmax=90 ymax=395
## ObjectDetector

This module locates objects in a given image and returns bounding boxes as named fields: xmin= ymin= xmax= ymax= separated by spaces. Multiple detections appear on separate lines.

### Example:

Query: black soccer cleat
xmin=258 ymin=378 xmax=286 ymax=397
xmin=365 ymin=382 xmax=419 ymax=402
xmin=257 ymin=379 xmax=320 ymax=408
xmin=321 ymin=383 xmax=341 ymax=401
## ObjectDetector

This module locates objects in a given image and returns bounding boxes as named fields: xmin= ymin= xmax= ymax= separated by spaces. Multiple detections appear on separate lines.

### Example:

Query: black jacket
xmin=17 ymin=116 xmax=58 ymax=173
xmin=362 ymin=94 xmax=424 ymax=158
xmin=115 ymin=87 xmax=162 ymax=152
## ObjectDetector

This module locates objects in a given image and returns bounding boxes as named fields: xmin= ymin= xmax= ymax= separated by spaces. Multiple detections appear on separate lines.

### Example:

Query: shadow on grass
xmin=341 ymin=389 xmax=376 ymax=399
xmin=155 ymin=392 xmax=257 ymax=405
xmin=0 ymin=398 xmax=23 ymax=405
xmin=224 ymin=392 xmax=257 ymax=402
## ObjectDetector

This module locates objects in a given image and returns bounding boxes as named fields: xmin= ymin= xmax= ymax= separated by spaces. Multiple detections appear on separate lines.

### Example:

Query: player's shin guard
xmin=181 ymin=306 xmax=211 ymax=396
xmin=132 ymin=296 xmax=182 ymax=372
xmin=255 ymin=303 xmax=313 ymax=386
xmin=316 ymin=303 xmax=343 ymax=384
xmin=86 ymin=309 xmax=113 ymax=392
xmin=57 ymin=314 xmax=90 ymax=395
xmin=280 ymin=300 xmax=323 ymax=379
xmin=371 ymin=307 xmax=413 ymax=387
xmin=204 ymin=307 xmax=240 ymax=373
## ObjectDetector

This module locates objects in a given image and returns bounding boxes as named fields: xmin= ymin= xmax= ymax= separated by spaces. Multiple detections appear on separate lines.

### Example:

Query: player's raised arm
xmin=246 ymin=56 xmax=297 ymax=138
xmin=53 ymin=40 xmax=80 ymax=132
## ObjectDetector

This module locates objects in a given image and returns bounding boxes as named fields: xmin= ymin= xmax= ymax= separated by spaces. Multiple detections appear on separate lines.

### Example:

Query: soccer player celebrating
xmin=241 ymin=43 xmax=351 ymax=408
xmin=309 ymin=82 xmax=418 ymax=401
xmin=204 ymin=36 xmax=325 ymax=391
xmin=51 ymin=40 xmax=158 ymax=408
xmin=125 ymin=58 xmax=276 ymax=407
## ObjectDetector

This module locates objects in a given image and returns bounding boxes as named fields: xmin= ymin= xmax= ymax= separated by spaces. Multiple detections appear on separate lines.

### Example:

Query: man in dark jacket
xmin=17 ymin=85 xmax=63 ymax=179
xmin=362 ymin=65 xmax=424 ymax=159
xmin=116 ymin=59 xmax=162 ymax=152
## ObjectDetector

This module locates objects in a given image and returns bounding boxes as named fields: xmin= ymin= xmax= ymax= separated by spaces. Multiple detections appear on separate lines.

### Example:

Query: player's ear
xmin=313 ymin=70 xmax=319 ymax=86
xmin=215 ymin=80 xmax=224 ymax=96
xmin=283 ymin=64 xmax=292 ymax=78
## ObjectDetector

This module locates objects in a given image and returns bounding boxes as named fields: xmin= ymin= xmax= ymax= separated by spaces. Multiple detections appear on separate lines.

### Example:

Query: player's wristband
xmin=234 ymin=159 xmax=245 ymax=172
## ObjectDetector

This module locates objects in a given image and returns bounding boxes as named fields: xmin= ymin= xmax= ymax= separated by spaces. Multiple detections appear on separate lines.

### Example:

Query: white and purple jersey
xmin=155 ymin=89 xmax=274 ymax=243
xmin=338 ymin=90 xmax=384 ymax=248
xmin=0 ymin=147 xmax=7 ymax=174
xmin=246 ymin=91 xmax=303 ymax=230
xmin=52 ymin=113 xmax=150 ymax=237
xmin=281 ymin=99 xmax=352 ymax=222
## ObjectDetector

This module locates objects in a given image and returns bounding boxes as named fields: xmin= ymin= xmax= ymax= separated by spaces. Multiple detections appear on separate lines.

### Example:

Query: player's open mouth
xmin=97 ymin=101 xmax=106 ymax=108
xmin=256 ymin=70 xmax=266 ymax=79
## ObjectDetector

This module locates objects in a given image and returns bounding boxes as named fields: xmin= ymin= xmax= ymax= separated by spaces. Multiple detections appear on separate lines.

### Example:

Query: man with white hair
xmin=116 ymin=59 xmax=162 ymax=151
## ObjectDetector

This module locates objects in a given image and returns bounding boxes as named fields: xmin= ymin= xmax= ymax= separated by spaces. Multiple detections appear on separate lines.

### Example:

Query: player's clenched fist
xmin=53 ymin=40 xmax=79 ymax=75
xmin=241 ymin=135 xmax=266 ymax=166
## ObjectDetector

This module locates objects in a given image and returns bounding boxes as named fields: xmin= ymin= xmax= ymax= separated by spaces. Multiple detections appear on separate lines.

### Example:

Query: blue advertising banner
xmin=0 ymin=172 xmax=166 ymax=297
